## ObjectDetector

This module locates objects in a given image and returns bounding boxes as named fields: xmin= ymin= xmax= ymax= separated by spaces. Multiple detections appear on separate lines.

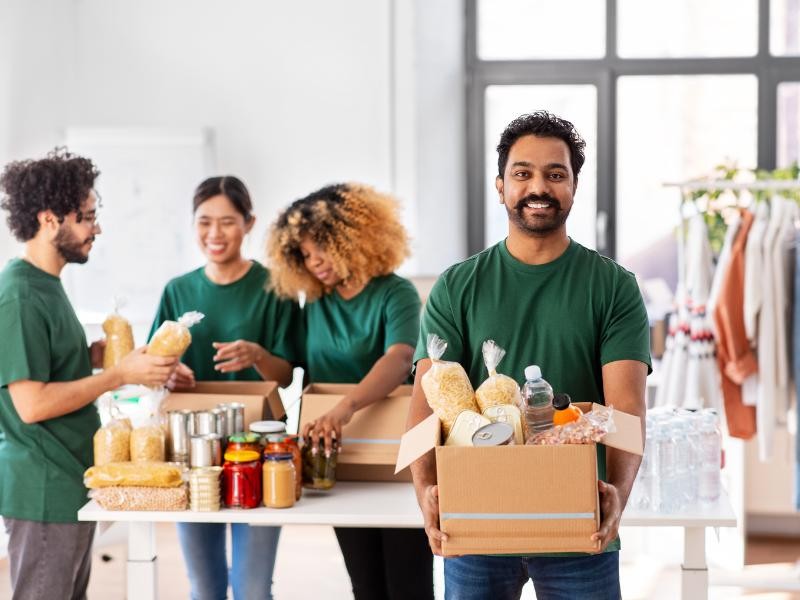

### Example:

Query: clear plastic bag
xmin=130 ymin=425 xmax=165 ymax=462
xmin=475 ymin=340 xmax=522 ymax=412
xmin=90 ymin=486 xmax=187 ymax=511
xmin=102 ymin=298 xmax=135 ymax=369
xmin=93 ymin=396 xmax=132 ymax=466
xmin=420 ymin=334 xmax=477 ymax=436
xmin=84 ymin=461 xmax=184 ymax=488
xmin=147 ymin=311 xmax=204 ymax=357
xmin=527 ymin=404 xmax=617 ymax=446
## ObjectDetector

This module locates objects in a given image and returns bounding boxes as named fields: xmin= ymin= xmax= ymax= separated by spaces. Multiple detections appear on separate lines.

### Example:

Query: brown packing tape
xmin=441 ymin=519 xmax=601 ymax=555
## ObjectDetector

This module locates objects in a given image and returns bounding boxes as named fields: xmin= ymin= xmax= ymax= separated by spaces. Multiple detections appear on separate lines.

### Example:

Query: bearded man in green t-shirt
xmin=408 ymin=112 xmax=651 ymax=600
xmin=0 ymin=149 xmax=179 ymax=600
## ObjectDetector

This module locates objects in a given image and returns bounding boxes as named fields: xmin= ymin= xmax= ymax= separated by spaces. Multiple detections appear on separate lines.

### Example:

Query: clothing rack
xmin=664 ymin=179 xmax=800 ymax=192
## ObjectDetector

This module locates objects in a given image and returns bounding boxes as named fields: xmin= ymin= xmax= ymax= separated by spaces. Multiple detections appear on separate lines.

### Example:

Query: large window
xmin=467 ymin=0 xmax=800 ymax=268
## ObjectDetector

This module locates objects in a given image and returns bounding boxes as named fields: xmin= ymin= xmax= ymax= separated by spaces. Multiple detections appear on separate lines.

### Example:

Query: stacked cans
xmin=166 ymin=403 xmax=246 ymax=466
xmin=189 ymin=466 xmax=222 ymax=512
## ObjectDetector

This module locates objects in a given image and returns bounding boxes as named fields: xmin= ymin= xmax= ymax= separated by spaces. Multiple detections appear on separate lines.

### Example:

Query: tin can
xmin=481 ymin=404 xmax=525 ymax=445
xmin=210 ymin=408 xmax=227 ymax=439
xmin=193 ymin=411 xmax=217 ymax=436
xmin=444 ymin=410 xmax=491 ymax=447
xmin=217 ymin=403 xmax=245 ymax=437
xmin=166 ymin=409 xmax=193 ymax=462
xmin=190 ymin=433 xmax=223 ymax=467
xmin=189 ymin=466 xmax=222 ymax=512
xmin=471 ymin=422 xmax=515 ymax=447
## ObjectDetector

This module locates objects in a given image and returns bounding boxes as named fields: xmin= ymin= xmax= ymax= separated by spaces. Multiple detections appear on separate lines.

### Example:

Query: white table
xmin=78 ymin=482 xmax=736 ymax=600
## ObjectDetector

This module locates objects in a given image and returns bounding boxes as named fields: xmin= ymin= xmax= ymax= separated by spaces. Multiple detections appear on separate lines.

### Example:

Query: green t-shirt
xmin=414 ymin=239 xmax=651 ymax=554
xmin=304 ymin=274 xmax=421 ymax=383
xmin=150 ymin=261 xmax=303 ymax=380
xmin=0 ymin=258 xmax=100 ymax=523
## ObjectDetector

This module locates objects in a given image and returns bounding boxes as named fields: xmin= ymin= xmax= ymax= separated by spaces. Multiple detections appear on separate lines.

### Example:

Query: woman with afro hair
xmin=267 ymin=183 xmax=433 ymax=600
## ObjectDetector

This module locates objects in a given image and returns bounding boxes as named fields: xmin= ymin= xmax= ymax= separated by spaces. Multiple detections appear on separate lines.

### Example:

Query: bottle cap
xmin=265 ymin=452 xmax=294 ymax=461
xmin=224 ymin=450 xmax=260 ymax=463
xmin=552 ymin=393 xmax=572 ymax=410
xmin=524 ymin=365 xmax=542 ymax=381
xmin=249 ymin=420 xmax=287 ymax=434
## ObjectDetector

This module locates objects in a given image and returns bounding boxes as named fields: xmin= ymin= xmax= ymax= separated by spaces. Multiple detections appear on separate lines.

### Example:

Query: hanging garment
xmin=708 ymin=212 xmax=742 ymax=330
xmin=772 ymin=199 xmax=797 ymax=423
xmin=793 ymin=223 xmax=800 ymax=509
xmin=713 ymin=209 xmax=757 ymax=439
xmin=757 ymin=197 xmax=786 ymax=459
xmin=743 ymin=202 xmax=770 ymax=345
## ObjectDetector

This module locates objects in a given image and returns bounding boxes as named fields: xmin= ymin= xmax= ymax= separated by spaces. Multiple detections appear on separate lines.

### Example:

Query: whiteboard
xmin=61 ymin=128 xmax=215 ymax=343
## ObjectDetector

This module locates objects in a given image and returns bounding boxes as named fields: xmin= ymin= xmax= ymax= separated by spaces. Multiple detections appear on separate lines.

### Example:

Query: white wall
xmin=0 ymin=0 xmax=466 ymax=275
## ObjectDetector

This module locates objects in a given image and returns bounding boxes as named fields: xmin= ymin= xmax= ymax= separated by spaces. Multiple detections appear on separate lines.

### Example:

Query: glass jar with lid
xmin=226 ymin=432 xmax=262 ymax=455
xmin=263 ymin=453 xmax=296 ymax=509
xmin=301 ymin=439 xmax=337 ymax=490
xmin=249 ymin=420 xmax=287 ymax=448
xmin=222 ymin=450 xmax=262 ymax=509
xmin=281 ymin=435 xmax=303 ymax=501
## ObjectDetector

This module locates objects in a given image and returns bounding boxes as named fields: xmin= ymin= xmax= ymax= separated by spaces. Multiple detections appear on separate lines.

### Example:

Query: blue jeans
xmin=177 ymin=522 xmax=281 ymax=600
xmin=444 ymin=552 xmax=621 ymax=600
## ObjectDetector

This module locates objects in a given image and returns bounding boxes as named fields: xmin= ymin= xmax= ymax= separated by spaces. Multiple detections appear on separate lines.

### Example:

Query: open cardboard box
xmin=395 ymin=403 xmax=643 ymax=555
xmin=163 ymin=380 xmax=284 ymax=429
xmin=299 ymin=383 xmax=413 ymax=482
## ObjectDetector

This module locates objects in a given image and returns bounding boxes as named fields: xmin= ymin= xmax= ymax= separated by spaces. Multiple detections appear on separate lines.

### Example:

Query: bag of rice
xmin=475 ymin=340 xmax=522 ymax=412
xmin=147 ymin=311 xmax=204 ymax=357
xmin=421 ymin=334 xmax=477 ymax=436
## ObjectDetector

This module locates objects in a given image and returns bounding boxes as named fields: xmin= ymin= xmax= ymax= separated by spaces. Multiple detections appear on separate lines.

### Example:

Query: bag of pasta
xmin=102 ymin=298 xmax=135 ymax=369
xmin=475 ymin=340 xmax=522 ymax=412
xmin=93 ymin=395 xmax=132 ymax=466
xmin=421 ymin=334 xmax=478 ymax=436
xmin=131 ymin=425 xmax=165 ymax=462
xmin=84 ymin=461 xmax=184 ymax=488
xmin=90 ymin=486 xmax=188 ymax=511
xmin=147 ymin=311 xmax=204 ymax=357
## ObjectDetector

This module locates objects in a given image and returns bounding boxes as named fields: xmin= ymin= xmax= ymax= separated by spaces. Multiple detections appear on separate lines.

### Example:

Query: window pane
xmin=618 ymin=0 xmax=758 ymax=58
xmin=484 ymin=85 xmax=597 ymax=250
xmin=478 ymin=0 xmax=605 ymax=60
xmin=617 ymin=76 xmax=757 ymax=284
xmin=778 ymin=82 xmax=800 ymax=166
xmin=771 ymin=0 xmax=800 ymax=55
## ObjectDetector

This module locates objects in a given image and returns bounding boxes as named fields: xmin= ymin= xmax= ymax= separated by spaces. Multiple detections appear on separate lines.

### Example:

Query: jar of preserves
xmin=263 ymin=453 xmax=296 ymax=509
xmin=222 ymin=450 xmax=262 ymax=509
xmin=281 ymin=435 xmax=303 ymax=501
xmin=226 ymin=432 xmax=262 ymax=455
xmin=249 ymin=421 xmax=287 ymax=448
xmin=301 ymin=439 xmax=337 ymax=490
xmin=263 ymin=433 xmax=291 ymax=456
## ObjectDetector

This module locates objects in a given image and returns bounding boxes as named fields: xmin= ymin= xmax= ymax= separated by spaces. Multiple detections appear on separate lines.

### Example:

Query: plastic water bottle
xmin=631 ymin=420 xmax=654 ymax=510
xmin=522 ymin=365 xmax=553 ymax=437
xmin=652 ymin=423 xmax=677 ymax=513
xmin=698 ymin=411 xmax=722 ymax=504
xmin=670 ymin=417 xmax=690 ymax=510
xmin=681 ymin=410 xmax=702 ymax=506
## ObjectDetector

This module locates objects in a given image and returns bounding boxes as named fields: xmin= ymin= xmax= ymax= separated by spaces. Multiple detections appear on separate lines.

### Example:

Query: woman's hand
xmin=212 ymin=340 xmax=265 ymax=373
xmin=167 ymin=362 xmax=196 ymax=390
xmin=302 ymin=401 xmax=355 ymax=456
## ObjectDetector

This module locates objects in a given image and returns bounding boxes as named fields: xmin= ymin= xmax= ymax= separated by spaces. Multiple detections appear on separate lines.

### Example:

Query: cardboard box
xmin=395 ymin=403 xmax=643 ymax=555
xmin=299 ymin=383 xmax=413 ymax=482
xmin=163 ymin=380 xmax=284 ymax=429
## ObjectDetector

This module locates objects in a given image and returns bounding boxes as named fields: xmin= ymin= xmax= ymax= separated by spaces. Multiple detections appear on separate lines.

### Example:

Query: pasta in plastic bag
xmin=90 ymin=486 xmax=187 ymax=511
xmin=147 ymin=311 xmax=204 ymax=357
xmin=475 ymin=340 xmax=522 ymax=412
xmin=84 ymin=462 xmax=184 ymax=488
xmin=93 ymin=395 xmax=132 ymax=466
xmin=102 ymin=298 xmax=135 ymax=369
xmin=421 ymin=334 xmax=477 ymax=436
xmin=131 ymin=425 xmax=165 ymax=462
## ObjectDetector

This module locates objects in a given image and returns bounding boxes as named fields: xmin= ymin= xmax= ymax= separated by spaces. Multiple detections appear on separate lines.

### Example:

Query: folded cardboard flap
xmin=395 ymin=413 xmax=440 ymax=473
xmin=174 ymin=380 xmax=285 ymax=421
xmin=594 ymin=404 xmax=643 ymax=455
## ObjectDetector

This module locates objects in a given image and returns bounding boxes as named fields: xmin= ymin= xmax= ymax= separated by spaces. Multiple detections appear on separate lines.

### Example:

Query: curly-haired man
xmin=0 ymin=148 xmax=179 ymax=600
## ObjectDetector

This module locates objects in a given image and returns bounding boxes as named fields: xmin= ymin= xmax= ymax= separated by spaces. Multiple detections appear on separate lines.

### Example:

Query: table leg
xmin=127 ymin=522 xmax=157 ymax=600
xmin=682 ymin=526 xmax=708 ymax=600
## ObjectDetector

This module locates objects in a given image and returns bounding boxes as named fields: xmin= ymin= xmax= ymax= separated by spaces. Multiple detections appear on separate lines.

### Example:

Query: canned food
xmin=444 ymin=410 xmax=491 ymax=447
xmin=166 ymin=410 xmax=193 ymax=461
xmin=190 ymin=433 xmax=223 ymax=467
xmin=481 ymin=404 xmax=525 ymax=445
xmin=217 ymin=403 xmax=246 ymax=437
xmin=193 ymin=411 xmax=217 ymax=436
xmin=471 ymin=422 xmax=515 ymax=447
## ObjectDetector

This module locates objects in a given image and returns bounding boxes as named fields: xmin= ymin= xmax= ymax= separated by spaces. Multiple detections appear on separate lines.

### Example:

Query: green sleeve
xmin=599 ymin=271 xmax=653 ymax=373
xmin=264 ymin=296 xmax=304 ymax=365
xmin=413 ymin=272 xmax=465 ymax=365
xmin=0 ymin=299 xmax=51 ymax=387
xmin=383 ymin=278 xmax=421 ymax=351
xmin=149 ymin=286 xmax=176 ymax=342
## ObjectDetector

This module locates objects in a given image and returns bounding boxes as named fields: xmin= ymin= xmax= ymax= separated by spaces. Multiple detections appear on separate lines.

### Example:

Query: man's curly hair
xmin=266 ymin=183 xmax=410 ymax=301
xmin=0 ymin=147 xmax=100 ymax=241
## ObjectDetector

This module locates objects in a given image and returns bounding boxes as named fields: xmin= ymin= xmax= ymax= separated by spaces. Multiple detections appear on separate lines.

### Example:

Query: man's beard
xmin=506 ymin=192 xmax=570 ymax=236
xmin=53 ymin=225 xmax=93 ymax=264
